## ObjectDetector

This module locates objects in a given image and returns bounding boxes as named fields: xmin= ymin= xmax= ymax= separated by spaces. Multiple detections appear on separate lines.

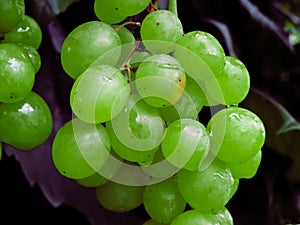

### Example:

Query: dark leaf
xmin=242 ymin=88 xmax=300 ymax=182
xmin=239 ymin=0 xmax=293 ymax=51
xmin=30 ymin=0 xmax=79 ymax=27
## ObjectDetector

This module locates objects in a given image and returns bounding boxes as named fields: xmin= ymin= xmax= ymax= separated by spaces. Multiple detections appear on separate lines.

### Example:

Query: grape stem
xmin=119 ymin=40 xmax=141 ymax=82
xmin=168 ymin=0 xmax=178 ymax=16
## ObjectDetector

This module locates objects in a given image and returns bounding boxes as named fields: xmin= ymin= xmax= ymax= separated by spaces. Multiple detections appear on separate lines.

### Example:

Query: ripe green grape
xmin=162 ymin=119 xmax=210 ymax=171
xmin=177 ymin=160 xmax=234 ymax=213
xmin=141 ymin=10 xmax=183 ymax=53
xmin=173 ymin=30 xmax=226 ymax=77
xmin=135 ymin=54 xmax=186 ymax=107
xmin=2 ymin=15 xmax=42 ymax=49
xmin=143 ymin=176 xmax=186 ymax=224
xmin=229 ymin=178 xmax=239 ymax=200
xmin=95 ymin=181 xmax=145 ymax=213
xmin=105 ymin=88 xmax=165 ymax=165
xmin=114 ymin=26 xmax=135 ymax=45
xmin=96 ymin=0 xmax=151 ymax=17
xmin=0 ymin=43 xmax=35 ymax=103
xmin=143 ymin=219 xmax=168 ymax=225
xmin=0 ymin=0 xmax=25 ymax=33
xmin=61 ymin=21 xmax=121 ymax=79
xmin=159 ymin=75 xmax=206 ymax=123
xmin=216 ymin=56 xmax=250 ymax=105
xmin=214 ymin=207 xmax=234 ymax=225
xmin=76 ymin=172 xmax=109 ymax=188
xmin=76 ymin=150 xmax=124 ymax=187
xmin=226 ymin=150 xmax=262 ymax=179
xmin=52 ymin=118 xmax=111 ymax=179
xmin=94 ymin=0 xmax=127 ymax=24
xmin=70 ymin=65 xmax=130 ymax=124
xmin=207 ymin=106 xmax=266 ymax=164
xmin=113 ymin=0 xmax=151 ymax=16
xmin=0 ymin=91 xmax=52 ymax=150
xmin=17 ymin=43 xmax=41 ymax=73
xmin=170 ymin=210 xmax=220 ymax=225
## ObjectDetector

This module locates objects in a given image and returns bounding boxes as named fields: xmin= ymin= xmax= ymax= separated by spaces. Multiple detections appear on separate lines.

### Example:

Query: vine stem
xmin=168 ymin=0 xmax=178 ymax=16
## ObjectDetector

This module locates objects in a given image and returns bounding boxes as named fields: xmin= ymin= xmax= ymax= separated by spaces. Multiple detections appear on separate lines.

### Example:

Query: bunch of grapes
xmin=0 ymin=1 xmax=52 ymax=156
xmin=52 ymin=0 xmax=266 ymax=224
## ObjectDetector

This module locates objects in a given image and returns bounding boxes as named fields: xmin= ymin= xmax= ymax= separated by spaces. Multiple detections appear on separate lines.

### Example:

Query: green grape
xmin=159 ymin=75 xmax=206 ymax=123
xmin=76 ymin=150 xmax=124 ymax=187
xmin=143 ymin=219 xmax=168 ymax=225
xmin=143 ymin=176 xmax=186 ymax=224
xmin=0 ymin=91 xmax=52 ymax=150
xmin=95 ymin=0 xmax=151 ymax=18
xmin=177 ymin=160 xmax=234 ymax=213
xmin=229 ymin=178 xmax=239 ymax=200
xmin=70 ymin=65 xmax=130 ymax=124
xmin=141 ymin=10 xmax=183 ymax=53
xmin=94 ymin=0 xmax=127 ymax=24
xmin=0 ymin=43 xmax=35 ymax=103
xmin=114 ymin=26 xmax=135 ymax=45
xmin=61 ymin=21 xmax=121 ymax=79
xmin=226 ymin=150 xmax=262 ymax=179
xmin=105 ymin=88 xmax=165 ymax=165
xmin=216 ymin=56 xmax=250 ymax=105
xmin=170 ymin=210 xmax=220 ymax=225
xmin=173 ymin=30 xmax=226 ymax=77
xmin=161 ymin=119 xmax=210 ymax=171
xmin=2 ymin=15 xmax=42 ymax=49
xmin=207 ymin=106 xmax=266 ymax=164
xmin=0 ymin=0 xmax=25 ymax=33
xmin=135 ymin=54 xmax=186 ymax=107
xmin=52 ymin=118 xmax=111 ymax=179
xmin=214 ymin=207 xmax=234 ymax=225
xmin=17 ymin=43 xmax=41 ymax=73
xmin=95 ymin=181 xmax=145 ymax=213
xmin=76 ymin=172 xmax=108 ymax=188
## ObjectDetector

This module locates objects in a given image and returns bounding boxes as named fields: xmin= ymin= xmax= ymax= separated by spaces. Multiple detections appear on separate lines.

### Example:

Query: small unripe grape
xmin=95 ymin=181 xmax=144 ymax=213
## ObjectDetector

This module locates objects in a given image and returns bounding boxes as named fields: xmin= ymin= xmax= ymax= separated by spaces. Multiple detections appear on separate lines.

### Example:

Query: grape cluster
xmin=52 ymin=0 xmax=266 ymax=224
xmin=0 ymin=1 xmax=52 ymax=154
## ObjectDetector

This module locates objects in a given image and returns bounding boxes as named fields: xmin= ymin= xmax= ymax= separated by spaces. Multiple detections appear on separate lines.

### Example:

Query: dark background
xmin=1 ymin=0 xmax=300 ymax=224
